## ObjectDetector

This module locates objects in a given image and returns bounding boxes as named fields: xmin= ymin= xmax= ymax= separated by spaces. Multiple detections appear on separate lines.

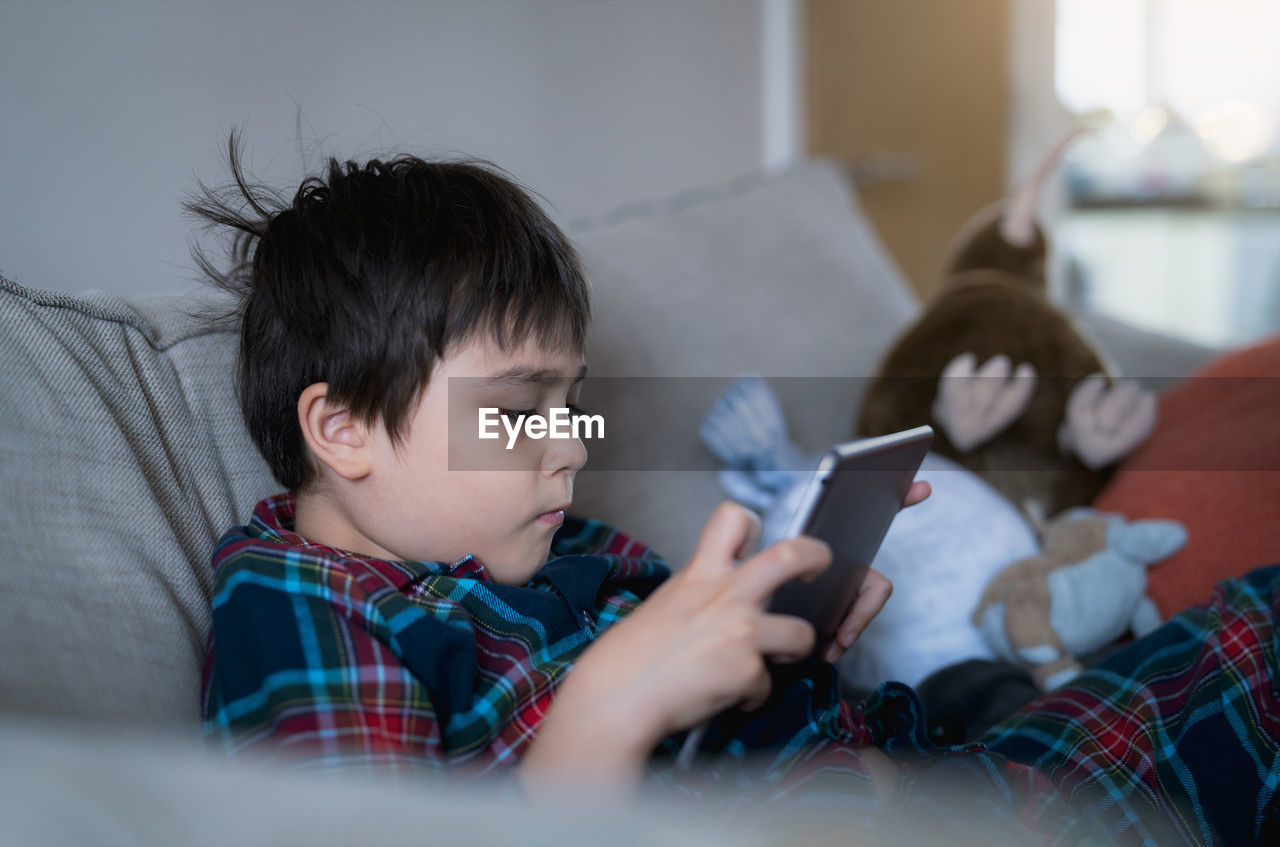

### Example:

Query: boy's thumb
xmin=691 ymin=503 xmax=762 ymax=572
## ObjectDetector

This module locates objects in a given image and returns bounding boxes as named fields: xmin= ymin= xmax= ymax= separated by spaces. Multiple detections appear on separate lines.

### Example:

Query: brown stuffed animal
xmin=853 ymin=135 xmax=1170 ymax=692
xmin=856 ymin=134 xmax=1156 ymax=518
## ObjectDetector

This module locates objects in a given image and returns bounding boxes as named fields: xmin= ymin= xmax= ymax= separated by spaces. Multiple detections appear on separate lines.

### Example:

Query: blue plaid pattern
xmin=984 ymin=565 xmax=1280 ymax=845
xmin=204 ymin=495 xmax=1277 ymax=843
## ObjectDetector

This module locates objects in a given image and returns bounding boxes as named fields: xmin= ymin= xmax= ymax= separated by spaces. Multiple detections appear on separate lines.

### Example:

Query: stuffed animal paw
xmin=932 ymin=352 xmax=1037 ymax=452
xmin=699 ymin=374 xmax=806 ymax=474
xmin=699 ymin=375 xmax=816 ymax=544
xmin=1057 ymin=373 xmax=1158 ymax=470
xmin=973 ymin=509 xmax=1186 ymax=691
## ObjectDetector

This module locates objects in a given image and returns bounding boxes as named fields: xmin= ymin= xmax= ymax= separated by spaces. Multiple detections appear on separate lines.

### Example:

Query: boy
xmin=194 ymin=137 xmax=919 ymax=804
xmin=197 ymin=138 xmax=1279 ymax=841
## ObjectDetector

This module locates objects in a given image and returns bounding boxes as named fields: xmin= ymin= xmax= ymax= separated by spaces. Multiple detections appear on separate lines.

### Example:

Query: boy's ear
xmin=297 ymin=383 xmax=374 ymax=481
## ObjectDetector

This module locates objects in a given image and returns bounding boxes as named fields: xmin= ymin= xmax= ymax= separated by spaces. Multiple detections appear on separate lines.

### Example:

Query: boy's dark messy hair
xmin=187 ymin=131 xmax=590 ymax=491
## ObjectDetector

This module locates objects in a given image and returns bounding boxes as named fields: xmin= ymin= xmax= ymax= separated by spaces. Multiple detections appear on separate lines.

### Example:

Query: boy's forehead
xmin=485 ymin=364 xmax=588 ymax=386
xmin=445 ymin=335 xmax=586 ymax=383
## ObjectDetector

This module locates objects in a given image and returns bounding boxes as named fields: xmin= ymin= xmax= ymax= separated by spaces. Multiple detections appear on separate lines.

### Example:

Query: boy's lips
xmin=536 ymin=504 xmax=570 ymax=526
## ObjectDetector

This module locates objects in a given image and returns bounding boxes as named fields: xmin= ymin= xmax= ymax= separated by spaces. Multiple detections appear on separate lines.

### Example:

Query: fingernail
xmin=841 ymin=632 xmax=856 ymax=648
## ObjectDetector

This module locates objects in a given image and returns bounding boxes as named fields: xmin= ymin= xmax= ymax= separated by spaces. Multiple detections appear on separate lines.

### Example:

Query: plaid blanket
xmin=984 ymin=565 xmax=1280 ymax=846
xmin=204 ymin=494 xmax=1277 ymax=843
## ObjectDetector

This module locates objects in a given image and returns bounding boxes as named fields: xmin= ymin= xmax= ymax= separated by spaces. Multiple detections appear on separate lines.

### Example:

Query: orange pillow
xmin=1092 ymin=336 xmax=1280 ymax=618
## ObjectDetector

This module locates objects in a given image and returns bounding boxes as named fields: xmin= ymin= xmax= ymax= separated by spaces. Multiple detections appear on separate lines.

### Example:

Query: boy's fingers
xmin=902 ymin=480 xmax=931 ymax=508
xmin=833 ymin=570 xmax=893 ymax=652
xmin=690 ymin=502 xmax=761 ymax=574
xmin=756 ymin=614 xmax=817 ymax=663
xmin=734 ymin=536 xmax=832 ymax=604
xmin=733 ymin=509 xmax=764 ymax=560
xmin=739 ymin=666 xmax=773 ymax=712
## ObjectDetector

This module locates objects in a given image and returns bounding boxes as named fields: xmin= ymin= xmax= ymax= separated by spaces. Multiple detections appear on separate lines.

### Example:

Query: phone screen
xmin=767 ymin=425 xmax=933 ymax=651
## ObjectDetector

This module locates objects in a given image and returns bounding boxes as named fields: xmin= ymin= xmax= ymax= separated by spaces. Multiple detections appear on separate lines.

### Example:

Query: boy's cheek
xmin=504 ymin=437 xmax=547 ymax=469
xmin=471 ymin=431 xmax=545 ymax=471
xmin=450 ymin=408 xmax=544 ymax=471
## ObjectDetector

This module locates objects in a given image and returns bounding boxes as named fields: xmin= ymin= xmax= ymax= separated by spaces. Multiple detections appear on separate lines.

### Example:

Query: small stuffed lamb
xmin=973 ymin=510 xmax=1186 ymax=690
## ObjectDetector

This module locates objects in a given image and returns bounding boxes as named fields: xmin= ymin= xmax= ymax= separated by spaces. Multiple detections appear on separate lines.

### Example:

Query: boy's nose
xmin=541 ymin=431 xmax=588 ymax=476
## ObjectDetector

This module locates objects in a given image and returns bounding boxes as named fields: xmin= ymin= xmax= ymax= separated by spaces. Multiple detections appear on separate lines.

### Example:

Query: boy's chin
xmin=489 ymin=539 xmax=555 ymax=585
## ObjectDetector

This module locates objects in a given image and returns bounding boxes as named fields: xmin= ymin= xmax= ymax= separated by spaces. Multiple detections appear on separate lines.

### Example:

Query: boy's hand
xmin=902 ymin=479 xmax=932 ymax=510
xmin=521 ymin=503 xmax=830 ymax=794
xmin=521 ymin=484 xmax=929 ymax=795
xmin=583 ymin=502 xmax=832 ymax=735
xmin=821 ymin=479 xmax=931 ymax=662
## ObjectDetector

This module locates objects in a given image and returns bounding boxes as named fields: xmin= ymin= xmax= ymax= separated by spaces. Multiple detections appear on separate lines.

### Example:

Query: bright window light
xmin=1056 ymin=0 xmax=1280 ymax=161
xmin=1055 ymin=0 xmax=1147 ymax=119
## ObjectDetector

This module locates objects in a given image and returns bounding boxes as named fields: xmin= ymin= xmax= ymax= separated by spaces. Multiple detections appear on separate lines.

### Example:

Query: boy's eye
xmin=495 ymin=405 xmax=589 ymax=423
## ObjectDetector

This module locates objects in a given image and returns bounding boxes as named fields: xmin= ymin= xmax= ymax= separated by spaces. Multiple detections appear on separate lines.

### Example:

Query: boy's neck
xmin=292 ymin=489 xmax=398 ymax=561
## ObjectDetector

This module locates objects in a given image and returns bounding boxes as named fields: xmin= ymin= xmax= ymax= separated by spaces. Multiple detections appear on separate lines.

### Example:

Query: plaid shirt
xmin=202 ymin=493 xmax=668 ymax=777
xmin=211 ymin=494 xmax=1280 ymax=842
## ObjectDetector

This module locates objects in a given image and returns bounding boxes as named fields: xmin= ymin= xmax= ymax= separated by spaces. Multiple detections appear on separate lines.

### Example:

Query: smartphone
xmin=767 ymin=424 xmax=933 ymax=653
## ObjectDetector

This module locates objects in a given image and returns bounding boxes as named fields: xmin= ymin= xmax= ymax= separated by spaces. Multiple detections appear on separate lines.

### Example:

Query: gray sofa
xmin=0 ymin=161 xmax=1218 ymax=844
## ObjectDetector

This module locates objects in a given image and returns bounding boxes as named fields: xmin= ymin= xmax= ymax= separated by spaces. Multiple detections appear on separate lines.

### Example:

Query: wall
xmin=0 ymin=0 xmax=792 ymax=295
xmin=805 ymin=0 xmax=1010 ymax=298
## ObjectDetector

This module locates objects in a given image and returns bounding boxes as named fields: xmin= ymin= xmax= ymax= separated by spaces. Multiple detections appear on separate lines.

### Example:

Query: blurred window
xmin=1057 ymin=0 xmax=1278 ymax=163
xmin=1053 ymin=0 xmax=1280 ymax=347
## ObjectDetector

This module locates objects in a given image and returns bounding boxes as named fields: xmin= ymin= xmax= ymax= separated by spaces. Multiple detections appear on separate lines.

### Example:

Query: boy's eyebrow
xmin=484 ymin=364 xmax=588 ymax=386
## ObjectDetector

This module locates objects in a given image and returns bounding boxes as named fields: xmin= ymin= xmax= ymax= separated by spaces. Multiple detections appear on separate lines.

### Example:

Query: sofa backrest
xmin=0 ymin=160 xmax=918 ymax=731
xmin=0 ymin=282 xmax=276 ymax=729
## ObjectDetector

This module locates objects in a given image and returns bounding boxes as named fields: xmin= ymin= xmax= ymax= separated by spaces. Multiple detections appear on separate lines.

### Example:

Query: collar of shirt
xmin=250 ymin=492 xmax=494 ymax=588
xmin=245 ymin=493 xmax=668 ymax=616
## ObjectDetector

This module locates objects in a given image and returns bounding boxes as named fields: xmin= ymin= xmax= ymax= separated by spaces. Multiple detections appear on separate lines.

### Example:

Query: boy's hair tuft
xmin=187 ymin=130 xmax=590 ymax=491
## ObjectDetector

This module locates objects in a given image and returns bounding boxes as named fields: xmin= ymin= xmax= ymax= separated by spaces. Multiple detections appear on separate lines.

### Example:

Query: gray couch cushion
xmin=0 ymin=277 xmax=276 ymax=729
xmin=0 ymin=162 xmax=916 ymax=728
xmin=1073 ymin=309 xmax=1220 ymax=391
xmin=571 ymin=161 xmax=919 ymax=564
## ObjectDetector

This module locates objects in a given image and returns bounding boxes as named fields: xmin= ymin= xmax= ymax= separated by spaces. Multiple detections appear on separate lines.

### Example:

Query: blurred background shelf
xmin=1057 ymin=205 xmax=1280 ymax=349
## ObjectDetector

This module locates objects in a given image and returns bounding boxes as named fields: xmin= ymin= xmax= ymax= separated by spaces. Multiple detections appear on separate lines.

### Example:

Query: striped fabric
xmin=204 ymin=495 xmax=1091 ymax=841
xmin=647 ymin=670 xmax=1101 ymax=843
xmin=984 ymin=565 xmax=1280 ymax=846
xmin=202 ymin=493 xmax=668 ymax=777
xmin=204 ymin=494 xmax=1277 ymax=843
